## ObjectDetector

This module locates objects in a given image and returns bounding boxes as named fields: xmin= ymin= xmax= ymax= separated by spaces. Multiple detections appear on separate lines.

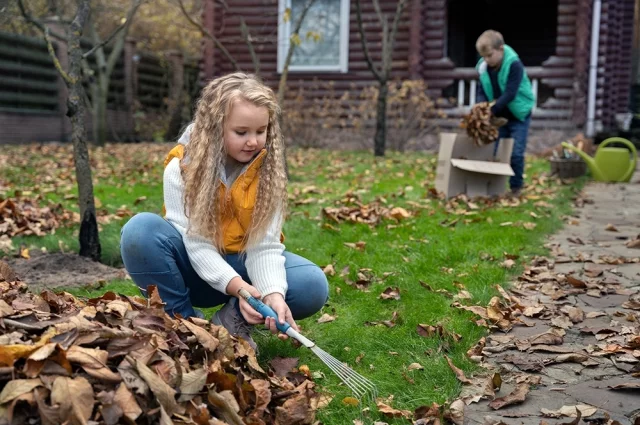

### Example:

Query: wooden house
xmin=201 ymin=0 xmax=639 ymax=137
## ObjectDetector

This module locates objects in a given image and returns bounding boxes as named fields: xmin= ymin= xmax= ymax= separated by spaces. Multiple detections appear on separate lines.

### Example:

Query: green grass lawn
xmin=0 ymin=143 xmax=584 ymax=424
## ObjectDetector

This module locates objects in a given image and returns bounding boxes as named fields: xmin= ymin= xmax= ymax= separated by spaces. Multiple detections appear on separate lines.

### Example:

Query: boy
xmin=475 ymin=30 xmax=535 ymax=196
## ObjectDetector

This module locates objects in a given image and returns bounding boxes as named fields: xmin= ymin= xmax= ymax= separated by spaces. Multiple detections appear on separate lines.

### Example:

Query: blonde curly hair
xmin=181 ymin=72 xmax=288 ymax=252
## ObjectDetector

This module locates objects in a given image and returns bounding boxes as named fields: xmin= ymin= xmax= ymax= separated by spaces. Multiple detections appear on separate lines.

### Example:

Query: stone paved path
xmin=463 ymin=173 xmax=640 ymax=425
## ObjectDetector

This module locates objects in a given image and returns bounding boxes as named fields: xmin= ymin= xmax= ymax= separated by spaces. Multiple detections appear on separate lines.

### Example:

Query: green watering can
xmin=561 ymin=137 xmax=638 ymax=182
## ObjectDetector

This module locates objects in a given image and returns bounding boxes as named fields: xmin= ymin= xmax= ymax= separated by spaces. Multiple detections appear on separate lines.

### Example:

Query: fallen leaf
xmin=488 ymin=383 xmax=529 ymax=409
xmin=407 ymin=363 xmax=424 ymax=371
xmin=626 ymin=239 xmax=640 ymax=248
xmin=114 ymin=383 xmax=142 ymax=422
xmin=605 ymin=223 xmax=619 ymax=232
xmin=323 ymin=264 xmax=336 ymax=276
xmin=342 ymin=396 xmax=359 ymax=406
xmin=608 ymin=382 xmax=640 ymax=390
xmin=178 ymin=368 xmax=208 ymax=402
xmin=136 ymin=359 xmax=179 ymax=415
xmin=445 ymin=356 xmax=473 ymax=384
xmin=540 ymin=404 xmax=597 ymax=418
xmin=317 ymin=313 xmax=336 ymax=323
xmin=180 ymin=319 xmax=219 ymax=352
xmin=0 ymin=378 xmax=42 ymax=404
xmin=551 ymin=316 xmax=573 ymax=329
xmin=379 ymin=287 xmax=400 ymax=301
xmin=51 ymin=376 xmax=95 ymax=425
xmin=377 ymin=401 xmax=412 ymax=419
xmin=566 ymin=275 xmax=587 ymax=288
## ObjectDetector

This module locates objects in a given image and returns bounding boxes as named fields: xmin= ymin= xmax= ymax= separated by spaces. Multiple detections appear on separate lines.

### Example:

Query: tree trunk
xmin=90 ymin=81 xmax=99 ymax=144
xmin=94 ymin=75 xmax=109 ymax=146
xmin=374 ymin=80 xmax=388 ymax=157
xmin=67 ymin=2 xmax=101 ymax=261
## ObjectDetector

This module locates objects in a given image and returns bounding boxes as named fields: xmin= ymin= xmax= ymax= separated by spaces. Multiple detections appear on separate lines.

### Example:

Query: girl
xmin=120 ymin=72 xmax=329 ymax=351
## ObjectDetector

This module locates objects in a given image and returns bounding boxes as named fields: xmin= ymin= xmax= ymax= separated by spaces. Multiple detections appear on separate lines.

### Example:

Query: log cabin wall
xmin=203 ymin=0 xmax=412 ymax=113
xmin=199 ymin=0 xmax=637 ymax=137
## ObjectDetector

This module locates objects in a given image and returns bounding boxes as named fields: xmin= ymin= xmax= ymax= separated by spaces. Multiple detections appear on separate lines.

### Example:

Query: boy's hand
xmin=490 ymin=116 xmax=508 ymax=128
xmin=262 ymin=293 xmax=299 ymax=340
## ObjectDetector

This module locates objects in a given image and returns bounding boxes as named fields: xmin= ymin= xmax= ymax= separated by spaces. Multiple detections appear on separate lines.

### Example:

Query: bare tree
xmin=356 ymin=0 xmax=407 ymax=156
xmin=85 ymin=0 xmax=142 ymax=146
xmin=17 ymin=0 xmax=140 ymax=261
xmin=276 ymin=0 xmax=316 ymax=106
xmin=176 ymin=0 xmax=315 ymax=104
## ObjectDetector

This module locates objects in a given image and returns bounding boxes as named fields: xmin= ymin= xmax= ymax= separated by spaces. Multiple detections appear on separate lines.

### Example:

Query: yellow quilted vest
xmin=162 ymin=144 xmax=282 ymax=253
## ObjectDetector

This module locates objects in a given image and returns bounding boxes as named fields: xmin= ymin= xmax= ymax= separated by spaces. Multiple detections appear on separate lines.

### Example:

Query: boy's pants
xmin=119 ymin=212 xmax=329 ymax=320
xmin=497 ymin=113 xmax=531 ymax=190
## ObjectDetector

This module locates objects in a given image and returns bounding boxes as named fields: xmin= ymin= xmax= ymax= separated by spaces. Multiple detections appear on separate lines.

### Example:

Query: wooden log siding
xmin=205 ymin=0 xmax=413 ymax=110
xmin=136 ymin=52 xmax=170 ymax=109
xmin=597 ymin=0 xmax=635 ymax=129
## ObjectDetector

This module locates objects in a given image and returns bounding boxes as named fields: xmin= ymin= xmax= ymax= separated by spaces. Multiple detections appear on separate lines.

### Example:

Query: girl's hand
xmin=226 ymin=277 xmax=264 ymax=324
xmin=262 ymin=293 xmax=299 ymax=340
xmin=237 ymin=285 xmax=266 ymax=324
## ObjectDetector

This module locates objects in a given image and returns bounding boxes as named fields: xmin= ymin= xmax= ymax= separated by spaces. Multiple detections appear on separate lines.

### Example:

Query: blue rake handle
xmin=237 ymin=288 xmax=291 ymax=333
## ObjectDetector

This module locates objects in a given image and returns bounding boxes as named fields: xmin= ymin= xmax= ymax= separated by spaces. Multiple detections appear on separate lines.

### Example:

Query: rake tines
xmin=236 ymin=289 xmax=378 ymax=404
xmin=310 ymin=345 xmax=377 ymax=404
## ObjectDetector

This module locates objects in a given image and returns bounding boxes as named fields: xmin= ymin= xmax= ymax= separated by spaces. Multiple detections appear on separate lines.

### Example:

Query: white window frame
xmin=277 ymin=0 xmax=350 ymax=73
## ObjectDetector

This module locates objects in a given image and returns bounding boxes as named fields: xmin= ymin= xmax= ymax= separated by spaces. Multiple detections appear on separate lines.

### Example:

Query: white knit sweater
xmin=162 ymin=126 xmax=288 ymax=297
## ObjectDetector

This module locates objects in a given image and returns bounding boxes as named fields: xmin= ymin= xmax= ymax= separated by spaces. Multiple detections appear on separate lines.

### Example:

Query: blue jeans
xmin=497 ymin=114 xmax=531 ymax=190
xmin=119 ymin=212 xmax=329 ymax=320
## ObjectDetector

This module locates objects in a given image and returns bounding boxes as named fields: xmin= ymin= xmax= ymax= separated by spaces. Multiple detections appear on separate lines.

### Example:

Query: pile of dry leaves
xmin=0 ymin=196 xmax=71 ymax=239
xmin=0 ymin=263 xmax=322 ymax=425
xmin=322 ymin=192 xmax=413 ymax=227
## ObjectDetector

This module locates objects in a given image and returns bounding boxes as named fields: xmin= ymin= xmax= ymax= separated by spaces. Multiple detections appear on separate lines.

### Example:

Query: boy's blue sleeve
xmin=490 ymin=61 xmax=523 ymax=115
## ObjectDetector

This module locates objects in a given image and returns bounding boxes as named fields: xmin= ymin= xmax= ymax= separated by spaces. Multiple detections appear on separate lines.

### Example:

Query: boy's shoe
xmin=508 ymin=187 xmax=522 ymax=198
xmin=211 ymin=298 xmax=257 ymax=352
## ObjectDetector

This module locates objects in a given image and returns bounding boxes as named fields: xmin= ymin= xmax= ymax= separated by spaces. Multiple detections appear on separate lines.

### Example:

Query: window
xmin=277 ymin=0 xmax=350 ymax=73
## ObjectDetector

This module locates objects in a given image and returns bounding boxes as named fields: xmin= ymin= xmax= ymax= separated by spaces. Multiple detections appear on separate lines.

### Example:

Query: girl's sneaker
xmin=211 ymin=298 xmax=257 ymax=352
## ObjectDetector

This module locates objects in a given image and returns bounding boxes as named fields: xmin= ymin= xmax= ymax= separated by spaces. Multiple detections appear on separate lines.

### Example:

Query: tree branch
xmin=277 ymin=0 xmax=316 ymax=105
xmin=16 ymin=0 xmax=67 ymax=41
xmin=386 ymin=0 xmax=407 ymax=75
xmin=44 ymin=27 xmax=73 ymax=85
xmin=372 ymin=0 xmax=385 ymax=26
xmin=105 ymin=0 xmax=142 ymax=75
xmin=240 ymin=16 xmax=260 ymax=74
xmin=355 ymin=0 xmax=382 ymax=81
xmin=382 ymin=19 xmax=390 ymax=77
xmin=177 ymin=0 xmax=239 ymax=71
xmin=82 ymin=17 xmax=127 ymax=59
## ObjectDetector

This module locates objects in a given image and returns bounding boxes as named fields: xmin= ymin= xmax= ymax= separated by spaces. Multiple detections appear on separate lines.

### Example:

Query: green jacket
xmin=475 ymin=45 xmax=535 ymax=121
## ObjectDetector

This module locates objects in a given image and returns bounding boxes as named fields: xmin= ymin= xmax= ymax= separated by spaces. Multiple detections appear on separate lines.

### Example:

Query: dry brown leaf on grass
xmin=376 ymin=401 xmax=413 ymax=419
xmin=322 ymin=264 xmax=336 ymax=276
xmin=445 ymin=356 xmax=473 ymax=384
xmin=379 ymin=287 xmax=401 ymax=300
xmin=416 ymin=324 xmax=462 ymax=342
xmin=317 ymin=313 xmax=336 ymax=323
xmin=344 ymin=241 xmax=366 ymax=251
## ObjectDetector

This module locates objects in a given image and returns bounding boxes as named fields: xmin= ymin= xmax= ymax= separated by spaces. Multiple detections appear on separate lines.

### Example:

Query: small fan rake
xmin=238 ymin=289 xmax=377 ymax=404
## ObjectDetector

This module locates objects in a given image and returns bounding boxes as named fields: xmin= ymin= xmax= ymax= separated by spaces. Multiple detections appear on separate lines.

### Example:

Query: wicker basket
xmin=549 ymin=158 xmax=587 ymax=179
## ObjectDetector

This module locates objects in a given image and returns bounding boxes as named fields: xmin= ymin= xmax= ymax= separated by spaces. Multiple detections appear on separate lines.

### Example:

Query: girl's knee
xmin=120 ymin=213 xmax=166 ymax=257
xmin=294 ymin=265 xmax=329 ymax=316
